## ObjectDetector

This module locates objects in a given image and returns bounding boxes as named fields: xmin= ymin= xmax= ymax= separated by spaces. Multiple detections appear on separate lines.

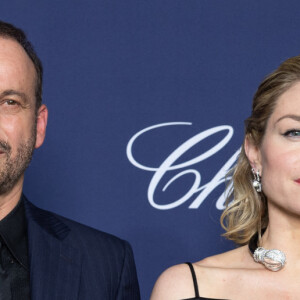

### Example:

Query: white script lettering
xmin=126 ymin=122 xmax=240 ymax=210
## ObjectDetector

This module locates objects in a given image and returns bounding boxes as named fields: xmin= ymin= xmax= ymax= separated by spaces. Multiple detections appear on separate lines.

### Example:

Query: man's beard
xmin=0 ymin=125 xmax=36 ymax=195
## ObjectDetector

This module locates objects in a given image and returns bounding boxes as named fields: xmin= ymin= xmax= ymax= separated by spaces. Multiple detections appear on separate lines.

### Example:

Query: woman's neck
xmin=262 ymin=204 xmax=300 ymax=267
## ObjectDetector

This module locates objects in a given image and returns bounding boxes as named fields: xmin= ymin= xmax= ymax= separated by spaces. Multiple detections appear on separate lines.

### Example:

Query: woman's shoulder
xmin=150 ymin=246 xmax=255 ymax=300
xmin=150 ymin=263 xmax=199 ymax=300
xmin=196 ymin=244 xmax=252 ymax=269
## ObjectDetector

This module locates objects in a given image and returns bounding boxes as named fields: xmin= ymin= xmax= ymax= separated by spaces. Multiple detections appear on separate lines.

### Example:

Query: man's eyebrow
xmin=276 ymin=114 xmax=300 ymax=124
xmin=0 ymin=90 xmax=29 ymax=103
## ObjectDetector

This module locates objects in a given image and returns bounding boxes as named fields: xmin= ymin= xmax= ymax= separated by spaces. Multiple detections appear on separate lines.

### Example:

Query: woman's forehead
xmin=268 ymin=82 xmax=300 ymax=123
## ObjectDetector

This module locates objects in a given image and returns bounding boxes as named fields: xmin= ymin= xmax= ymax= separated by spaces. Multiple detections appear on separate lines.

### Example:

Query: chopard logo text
xmin=126 ymin=122 xmax=240 ymax=210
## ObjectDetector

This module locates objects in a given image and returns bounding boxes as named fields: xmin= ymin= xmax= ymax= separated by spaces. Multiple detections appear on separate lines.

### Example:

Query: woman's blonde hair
xmin=221 ymin=55 xmax=300 ymax=245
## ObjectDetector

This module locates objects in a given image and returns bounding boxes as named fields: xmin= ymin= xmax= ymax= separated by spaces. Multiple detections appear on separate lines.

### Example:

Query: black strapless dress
xmin=182 ymin=263 xmax=229 ymax=300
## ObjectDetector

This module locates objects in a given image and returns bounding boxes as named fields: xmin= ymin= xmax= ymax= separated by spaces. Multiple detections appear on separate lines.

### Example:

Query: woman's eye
xmin=283 ymin=129 xmax=300 ymax=137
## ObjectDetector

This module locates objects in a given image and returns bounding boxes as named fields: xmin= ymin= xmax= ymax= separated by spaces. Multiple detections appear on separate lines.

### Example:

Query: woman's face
xmin=247 ymin=81 xmax=300 ymax=216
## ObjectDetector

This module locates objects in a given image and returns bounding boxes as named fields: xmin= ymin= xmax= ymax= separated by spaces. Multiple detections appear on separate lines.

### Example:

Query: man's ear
xmin=35 ymin=104 xmax=48 ymax=149
xmin=244 ymin=135 xmax=262 ymax=171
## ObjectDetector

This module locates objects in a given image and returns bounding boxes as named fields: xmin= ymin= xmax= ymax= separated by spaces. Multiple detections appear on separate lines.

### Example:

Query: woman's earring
xmin=252 ymin=168 xmax=261 ymax=192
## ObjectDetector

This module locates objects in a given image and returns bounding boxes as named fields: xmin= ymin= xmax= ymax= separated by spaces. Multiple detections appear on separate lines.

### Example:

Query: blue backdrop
xmin=1 ymin=1 xmax=300 ymax=298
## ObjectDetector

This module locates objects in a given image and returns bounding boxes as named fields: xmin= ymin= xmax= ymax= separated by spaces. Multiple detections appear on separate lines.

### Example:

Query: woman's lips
xmin=295 ymin=178 xmax=300 ymax=184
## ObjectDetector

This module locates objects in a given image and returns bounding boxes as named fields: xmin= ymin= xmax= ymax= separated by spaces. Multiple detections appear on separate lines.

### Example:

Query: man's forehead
xmin=0 ymin=37 xmax=34 ymax=68
xmin=0 ymin=37 xmax=36 ymax=97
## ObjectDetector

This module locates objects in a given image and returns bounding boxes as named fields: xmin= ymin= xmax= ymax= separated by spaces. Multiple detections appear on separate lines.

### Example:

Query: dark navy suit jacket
xmin=23 ymin=196 xmax=140 ymax=300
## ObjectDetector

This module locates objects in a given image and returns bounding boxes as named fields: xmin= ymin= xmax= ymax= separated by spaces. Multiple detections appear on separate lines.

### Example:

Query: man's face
xmin=0 ymin=37 xmax=47 ymax=195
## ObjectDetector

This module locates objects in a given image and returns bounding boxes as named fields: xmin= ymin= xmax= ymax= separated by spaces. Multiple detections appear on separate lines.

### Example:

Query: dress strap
xmin=185 ymin=262 xmax=200 ymax=298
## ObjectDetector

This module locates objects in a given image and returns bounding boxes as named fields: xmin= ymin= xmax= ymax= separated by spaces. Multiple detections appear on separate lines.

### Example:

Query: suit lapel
xmin=24 ymin=198 xmax=82 ymax=300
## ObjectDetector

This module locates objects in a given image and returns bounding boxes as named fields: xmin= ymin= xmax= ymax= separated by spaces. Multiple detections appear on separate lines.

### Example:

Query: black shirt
xmin=0 ymin=198 xmax=30 ymax=299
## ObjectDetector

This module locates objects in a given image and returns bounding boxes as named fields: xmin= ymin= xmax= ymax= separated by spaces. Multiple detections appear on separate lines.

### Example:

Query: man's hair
xmin=0 ymin=20 xmax=43 ymax=110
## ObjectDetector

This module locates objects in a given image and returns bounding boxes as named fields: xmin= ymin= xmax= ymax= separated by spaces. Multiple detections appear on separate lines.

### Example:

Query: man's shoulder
xmin=56 ymin=210 xmax=128 ymax=247
xmin=23 ymin=198 xmax=141 ymax=299
xmin=24 ymin=197 xmax=130 ymax=253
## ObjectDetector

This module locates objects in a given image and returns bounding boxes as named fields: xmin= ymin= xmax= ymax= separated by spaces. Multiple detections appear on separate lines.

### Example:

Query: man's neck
xmin=0 ymin=176 xmax=24 ymax=221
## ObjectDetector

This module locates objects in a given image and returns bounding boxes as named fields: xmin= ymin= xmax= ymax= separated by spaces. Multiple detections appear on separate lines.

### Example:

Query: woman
xmin=150 ymin=55 xmax=300 ymax=299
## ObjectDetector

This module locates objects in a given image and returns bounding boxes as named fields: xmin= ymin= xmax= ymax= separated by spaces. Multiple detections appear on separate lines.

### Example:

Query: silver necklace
xmin=248 ymin=232 xmax=286 ymax=271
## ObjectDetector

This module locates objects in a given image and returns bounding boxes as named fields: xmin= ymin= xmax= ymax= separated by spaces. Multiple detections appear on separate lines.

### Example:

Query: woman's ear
xmin=244 ymin=135 xmax=262 ymax=171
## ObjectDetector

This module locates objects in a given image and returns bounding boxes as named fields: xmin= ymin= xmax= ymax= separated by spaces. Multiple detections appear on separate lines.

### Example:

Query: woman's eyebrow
xmin=275 ymin=114 xmax=300 ymax=124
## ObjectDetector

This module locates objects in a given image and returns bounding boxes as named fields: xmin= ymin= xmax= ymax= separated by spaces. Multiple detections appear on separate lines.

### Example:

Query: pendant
xmin=253 ymin=247 xmax=286 ymax=271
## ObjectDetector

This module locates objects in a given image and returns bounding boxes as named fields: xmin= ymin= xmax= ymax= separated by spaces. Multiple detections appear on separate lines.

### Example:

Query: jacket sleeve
xmin=116 ymin=240 xmax=140 ymax=300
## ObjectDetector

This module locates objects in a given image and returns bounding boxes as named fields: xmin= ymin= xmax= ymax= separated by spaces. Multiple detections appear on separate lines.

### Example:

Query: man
xmin=0 ymin=21 xmax=140 ymax=299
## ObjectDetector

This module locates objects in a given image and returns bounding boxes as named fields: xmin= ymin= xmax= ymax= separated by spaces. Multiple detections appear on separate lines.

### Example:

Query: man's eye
xmin=0 ymin=99 xmax=22 ymax=113
xmin=283 ymin=129 xmax=300 ymax=137
xmin=5 ymin=100 xmax=18 ymax=105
